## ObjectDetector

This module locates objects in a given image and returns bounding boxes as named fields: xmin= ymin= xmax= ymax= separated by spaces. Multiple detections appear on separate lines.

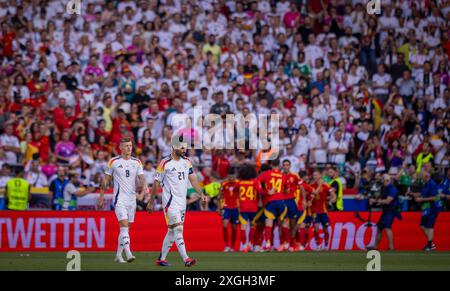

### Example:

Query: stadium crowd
xmin=0 ymin=0 xmax=449 ymax=212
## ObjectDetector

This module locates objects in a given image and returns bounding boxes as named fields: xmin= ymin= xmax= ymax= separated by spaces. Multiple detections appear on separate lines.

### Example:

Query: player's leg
xmin=312 ymin=213 xmax=323 ymax=250
xmin=222 ymin=209 xmax=231 ymax=252
xmin=115 ymin=220 xmax=127 ymax=263
xmin=157 ymin=206 xmax=175 ymax=265
xmin=313 ymin=222 xmax=322 ymax=250
xmin=239 ymin=213 xmax=249 ymax=251
xmin=123 ymin=204 xmax=136 ymax=261
xmin=320 ymin=214 xmax=331 ymax=249
xmin=171 ymin=209 xmax=196 ymax=266
xmin=284 ymin=199 xmax=298 ymax=251
xmin=297 ymin=225 xmax=306 ymax=250
xmin=114 ymin=205 xmax=126 ymax=262
xmin=253 ymin=209 xmax=265 ymax=252
xmin=296 ymin=210 xmax=306 ymax=250
xmin=246 ymin=212 xmax=258 ymax=251
xmin=157 ymin=226 xmax=175 ymax=265
xmin=230 ymin=223 xmax=238 ymax=252
xmin=230 ymin=209 xmax=239 ymax=251
xmin=263 ymin=204 xmax=276 ymax=250
xmin=286 ymin=199 xmax=300 ymax=251
xmin=299 ymin=213 xmax=311 ymax=250
xmin=114 ymin=203 xmax=134 ymax=263
xmin=118 ymin=219 xmax=135 ymax=262
xmin=288 ymin=218 xmax=298 ymax=251
xmin=156 ymin=207 xmax=178 ymax=266
xmin=277 ymin=203 xmax=289 ymax=251
xmin=279 ymin=218 xmax=290 ymax=251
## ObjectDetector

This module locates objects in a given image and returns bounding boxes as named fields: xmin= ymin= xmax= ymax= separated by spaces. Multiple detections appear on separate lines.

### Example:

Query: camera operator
xmin=368 ymin=172 xmax=383 ymax=203
xmin=355 ymin=169 xmax=372 ymax=200
xmin=367 ymin=174 xmax=401 ymax=250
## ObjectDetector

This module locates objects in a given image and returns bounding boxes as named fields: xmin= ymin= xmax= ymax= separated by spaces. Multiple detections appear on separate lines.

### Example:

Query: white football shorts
xmin=163 ymin=206 xmax=186 ymax=226
xmin=115 ymin=201 xmax=136 ymax=223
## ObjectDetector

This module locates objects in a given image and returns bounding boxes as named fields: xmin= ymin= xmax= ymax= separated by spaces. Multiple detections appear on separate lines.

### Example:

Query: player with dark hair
xmin=217 ymin=169 xmax=239 ymax=252
xmin=297 ymin=172 xmax=314 ymax=251
xmin=236 ymin=163 xmax=259 ymax=252
xmin=148 ymin=141 xmax=207 ymax=267
xmin=256 ymin=158 xmax=288 ymax=251
xmin=280 ymin=159 xmax=301 ymax=251
xmin=310 ymin=170 xmax=336 ymax=250
xmin=252 ymin=163 xmax=272 ymax=252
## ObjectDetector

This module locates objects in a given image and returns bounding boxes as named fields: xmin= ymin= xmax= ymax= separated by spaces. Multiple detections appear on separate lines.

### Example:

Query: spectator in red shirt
xmin=111 ymin=109 xmax=131 ymax=134
xmin=212 ymin=149 xmax=230 ymax=179
xmin=55 ymin=105 xmax=76 ymax=132
xmin=1 ymin=22 xmax=15 ymax=59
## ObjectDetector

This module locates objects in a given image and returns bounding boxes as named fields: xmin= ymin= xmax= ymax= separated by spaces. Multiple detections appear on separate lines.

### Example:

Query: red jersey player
xmin=297 ymin=173 xmax=314 ymax=250
xmin=280 ymin=159 xmax=301 ymax=251
xmin=218 ymin=172 xmax=239 ymax=252
xmin=256 ymin=159 xmax=288 ymax=250
xmin=310 ymin=170 xmax=336 ymax=250
xmin=236 ymin=164 xmax=259 ymax=252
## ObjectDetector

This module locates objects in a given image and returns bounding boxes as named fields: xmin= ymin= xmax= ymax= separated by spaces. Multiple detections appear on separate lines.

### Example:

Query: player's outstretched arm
xmin=97 ymin=175 xmax=111 ymax=210
xmin=188 ymin=173 xmax=207 ymax=203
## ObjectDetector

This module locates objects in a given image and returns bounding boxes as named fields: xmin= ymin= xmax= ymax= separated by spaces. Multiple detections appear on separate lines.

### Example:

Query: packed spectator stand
xmin=0 ymin=0 xmax=449 ymax=212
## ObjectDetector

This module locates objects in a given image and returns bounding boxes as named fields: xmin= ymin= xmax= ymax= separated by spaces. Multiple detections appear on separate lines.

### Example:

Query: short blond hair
xmin=120 ymin=137 xmax=132 ymax=143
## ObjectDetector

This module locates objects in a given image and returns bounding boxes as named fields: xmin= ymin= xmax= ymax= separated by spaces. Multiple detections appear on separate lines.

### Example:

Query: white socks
xmin=159 ymin=229 xmax=175 ymax=261
xmin=173 ymin=225 xmax=189 ymax=261
xmin=119 ymin=227 xmax=132 ymax=258
xmin=116 ymin=232 xmax=124 ymax=258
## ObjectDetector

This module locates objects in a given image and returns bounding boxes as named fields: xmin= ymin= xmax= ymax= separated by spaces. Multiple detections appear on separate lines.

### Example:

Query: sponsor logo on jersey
xmin=171 ymin=168 xmax=177 ymax=172
xmin=118 ymin=165 xmax=123 ymax=168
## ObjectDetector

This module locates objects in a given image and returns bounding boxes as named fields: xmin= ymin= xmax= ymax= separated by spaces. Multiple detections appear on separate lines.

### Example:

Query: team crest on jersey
xmin=171 ymin=168 xmax=177 ymax=172
xmin=118 ymin=165 xmax=123 ymax=168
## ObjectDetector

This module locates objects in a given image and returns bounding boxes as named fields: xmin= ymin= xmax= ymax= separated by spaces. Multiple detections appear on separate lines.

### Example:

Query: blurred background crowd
xmin=0 ymin=0 xmax=449 ymax=211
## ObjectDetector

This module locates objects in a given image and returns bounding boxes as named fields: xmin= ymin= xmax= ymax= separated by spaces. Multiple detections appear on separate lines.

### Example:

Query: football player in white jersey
xmin=97 ymin=137 xmax=146 ymax=263
xmin=147 ymin=141 xmax=206 ymax=267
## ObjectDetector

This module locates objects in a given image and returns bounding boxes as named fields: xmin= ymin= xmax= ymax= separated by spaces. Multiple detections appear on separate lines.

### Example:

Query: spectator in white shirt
xmin=25 ymin=159 xmax=48 ymax=187
xmin=309 ymin=120 xmax=329 ymax=164
xmin=0 ymin=125 xmax=21 ymax=165
xmin=328 ymin=130 xmax=349 ymax=165
xmin=372 ymin=64 xmax=392 ymax=102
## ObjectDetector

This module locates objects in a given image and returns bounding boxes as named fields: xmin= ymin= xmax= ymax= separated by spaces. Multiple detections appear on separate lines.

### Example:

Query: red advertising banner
xmin=0 ymin=211 xmax=449 ymax=251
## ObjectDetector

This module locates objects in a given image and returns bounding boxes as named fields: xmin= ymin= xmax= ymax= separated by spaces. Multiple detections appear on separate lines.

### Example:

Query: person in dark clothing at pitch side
xmin=367 ymin=174 xmax=402 ymax=251
xmin=438 ymin=168 xmax=450 ymax=210
xmin=410 ymin=171 xmax=442 ymax=251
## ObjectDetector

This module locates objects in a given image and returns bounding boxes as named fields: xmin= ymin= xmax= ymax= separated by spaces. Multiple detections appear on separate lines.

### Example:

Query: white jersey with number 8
xmin=105 ymin=156 xmax=144 ymax=206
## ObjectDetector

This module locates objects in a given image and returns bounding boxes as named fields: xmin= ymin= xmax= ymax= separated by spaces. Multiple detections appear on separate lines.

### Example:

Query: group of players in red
xmin=218 ymin=158 xmax=337 ymax=252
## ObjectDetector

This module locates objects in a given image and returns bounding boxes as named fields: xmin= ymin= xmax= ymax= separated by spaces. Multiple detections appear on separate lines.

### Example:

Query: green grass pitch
xmin=1 ymin=251 xmax=450 ymax=271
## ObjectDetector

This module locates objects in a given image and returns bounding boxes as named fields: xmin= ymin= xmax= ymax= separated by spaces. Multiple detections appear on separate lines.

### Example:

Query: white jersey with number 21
xmin=155 ymin=156 xmax=193 ymax=211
